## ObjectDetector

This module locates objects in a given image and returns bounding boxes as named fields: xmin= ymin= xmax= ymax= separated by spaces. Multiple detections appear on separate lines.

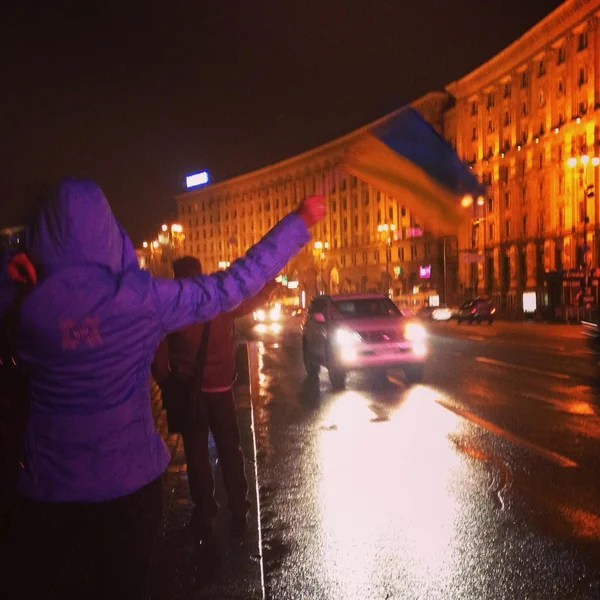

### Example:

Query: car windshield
xmin=331 ymin=298 xmax=401 ymax=319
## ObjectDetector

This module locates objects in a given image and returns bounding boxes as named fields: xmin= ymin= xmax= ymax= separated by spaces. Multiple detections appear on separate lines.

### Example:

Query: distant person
xmin=0 ymin=178 xmax=325 ymax=600
xmin=152 ymin=258 xmax=275 ymax=573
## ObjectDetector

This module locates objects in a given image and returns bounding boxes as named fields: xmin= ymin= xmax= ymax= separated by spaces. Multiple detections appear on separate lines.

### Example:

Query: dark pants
xmin=4 ymin=476 xmax=163 ymax=600
xmin=182 ymin=389 xmax=250 ymax=536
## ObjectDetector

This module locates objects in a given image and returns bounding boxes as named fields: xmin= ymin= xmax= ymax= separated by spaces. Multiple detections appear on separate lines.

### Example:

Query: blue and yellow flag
xmin=342 ymin=107 xmax=484 ymax=235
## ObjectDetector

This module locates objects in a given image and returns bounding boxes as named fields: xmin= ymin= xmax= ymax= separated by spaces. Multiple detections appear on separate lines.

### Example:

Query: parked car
xmin=301 ymin=293 xmax=428 ymax=389
xmin=457 ymin=298 xmax=496 ymax=324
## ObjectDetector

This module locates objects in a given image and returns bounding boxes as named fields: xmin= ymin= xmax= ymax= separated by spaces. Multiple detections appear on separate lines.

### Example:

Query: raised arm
xmin=151 ymin=196 xmax=325 ymax=334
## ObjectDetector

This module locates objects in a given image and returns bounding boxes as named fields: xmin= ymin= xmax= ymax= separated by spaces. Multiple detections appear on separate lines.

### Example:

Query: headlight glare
xmin=335 ymin=328 xmax=361 ymax=345
xmin=405 ymin=323 xmax=427 ymax=342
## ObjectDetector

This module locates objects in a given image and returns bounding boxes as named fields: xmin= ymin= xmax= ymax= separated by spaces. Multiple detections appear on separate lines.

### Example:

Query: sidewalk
xmin=53 ymin=343 xmax=263 ymax=600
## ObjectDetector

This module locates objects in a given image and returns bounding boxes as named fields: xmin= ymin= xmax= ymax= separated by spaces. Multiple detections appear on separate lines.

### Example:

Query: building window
xmin=351 ymin=176 xmax=358 ymax=187
xmin=558 ymin=207 xmax=564 ymax=229
xmin=499 ymin=166 xmax=509 ymax=183
xmin=401 ymin=206 xmax=406 ymax=217
xmin=471 ymin=101 xmax=478 ymax=116
xmin=487 ymin=92 xmax=495 ymax=109
xmin=411 ymin=245 xmax=417 ymax=260
xmin=579 ymin=100 xmax=588 ymax=115
xmin=538 ymin=152 xmax=544 ymax=169
xmin=487 ymin=197 xmax=494 ymax=213
xmin=522 ymin=215 xmax=528 ymax=236
xmin=578 ymin=66 xmax=588 ymax=87
xmin=538 ymin=59 xmax=546 ymax=77
xmin=487 ymin=120 xmax=494 ymax=133
xmin=388 ymin=207 xmax=394 ymax=220
xmin=504 ymin=111 xmax=511 ymax=126
xmin=539 ymin=90 xmax=546 ymax=107
xmin=340 ymin=179 xmax=347 ymax=191
xmin=503 ymin=82 xmax=511 ymax=98
xmin=520 ymin=71 xmax=529 ymax=88
xmin=488 ymin=223 xmax=495 ymax=242
xmin=577 ymin=30 xmax=588 ymax=51
xmin=558 ymin=174 xmax=564 ymax=194
xmin=557 ymin=79 xmax=564 ymax=97
xmin=505 ymin=219 xmax=511 ymax=238
xmin=362 ymin=251 xmax=368 ymax=264
xmin=521 ymin=102 xmax=528 ymax=117
xmin=398 ymin=247 xmax=405 ymax=261
xmin=557 ymin=44 xmax=566 ymax=65
xmin=374 ymin=251 xmax=380 ymax=263
xmin=472 ymin=127 xmax=478 ymax=141
xmin=504 ymin=191 xmax=511 ymax=209
xmin=362 ymin=191 xmax=369 ymax=205
xmin=332 ymin=201 xmax=337 ymax=212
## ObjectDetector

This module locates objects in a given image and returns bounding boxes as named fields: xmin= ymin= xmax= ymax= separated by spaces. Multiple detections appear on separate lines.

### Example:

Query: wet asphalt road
xmin=238 ymin=318 xmax=600 ymax=600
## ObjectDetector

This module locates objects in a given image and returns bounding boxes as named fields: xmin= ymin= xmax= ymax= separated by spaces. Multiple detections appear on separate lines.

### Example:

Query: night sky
xmin=1 ymin=0 xmax=564 ymax=245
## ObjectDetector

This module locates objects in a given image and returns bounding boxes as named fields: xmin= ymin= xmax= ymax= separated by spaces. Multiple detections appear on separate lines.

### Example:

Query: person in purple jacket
xmin=1 ymin=178 xmax=325 ymax=600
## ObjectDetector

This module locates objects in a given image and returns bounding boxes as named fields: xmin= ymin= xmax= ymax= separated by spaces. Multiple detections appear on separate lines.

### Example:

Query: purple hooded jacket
xmin=2 ymin=179 xmax=309 ymax=502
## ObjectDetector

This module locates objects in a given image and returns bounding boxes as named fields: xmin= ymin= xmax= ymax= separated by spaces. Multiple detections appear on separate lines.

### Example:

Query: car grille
xmin=357 ymin=330 xmax=402 ymax=343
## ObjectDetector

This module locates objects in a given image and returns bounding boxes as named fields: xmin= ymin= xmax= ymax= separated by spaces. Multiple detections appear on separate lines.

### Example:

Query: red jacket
xmin=151 ymin=286 xmax=271 ymax=390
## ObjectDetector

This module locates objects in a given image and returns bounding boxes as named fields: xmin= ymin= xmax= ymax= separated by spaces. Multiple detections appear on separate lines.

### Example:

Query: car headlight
xmin=255 ymin=309 xmax=266 ymax=322
xmin=269 ymin=307 xmax=281 ymax=321
xmin=405 ymin=323 xmax=427 ymax=342
xmin=335 ymin=328 xmax=362 ymax=345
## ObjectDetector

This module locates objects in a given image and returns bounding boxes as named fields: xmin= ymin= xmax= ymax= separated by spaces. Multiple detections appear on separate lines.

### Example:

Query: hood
xmin=28 ymin=178 xmax=139 ymax=276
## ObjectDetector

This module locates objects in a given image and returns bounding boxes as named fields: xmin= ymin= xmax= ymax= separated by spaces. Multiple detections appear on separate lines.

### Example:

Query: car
xmin=456 ymin=298 xmax=496 ymax=324
xmin=301 ymin=293 xmax=428 ymax=389
xmin=253 ymin=302 xmax=283 ymax=323
xmin=417 ymin=305 xmax=452 ymax=322
xmin=431 ymin=305 xmax=453 ymax=322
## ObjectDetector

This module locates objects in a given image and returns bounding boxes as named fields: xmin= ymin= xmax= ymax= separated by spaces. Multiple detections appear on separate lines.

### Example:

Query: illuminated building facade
xmin=176 ymin=92 xmax=457 ymax=309
xmin=175 ymin=0 xmax=600 ymax=317
xmin=446 ymin=0 xmax=600 ymax=317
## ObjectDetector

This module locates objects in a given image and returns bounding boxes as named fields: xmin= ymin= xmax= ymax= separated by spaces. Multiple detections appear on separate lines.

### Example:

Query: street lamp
xmin=462 ymin=195 xmax=486 ymax=296
xmin=568 ymin=154 xmax=598 ymax=294
xmin=313 ymin=240 xmax=329 ymax=293
xmin=377 ymin=223 xmax=396 ymax=297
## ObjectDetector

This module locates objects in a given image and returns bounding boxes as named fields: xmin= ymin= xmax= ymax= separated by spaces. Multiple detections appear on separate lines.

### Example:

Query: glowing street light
xmin=171 ymin=223 xmax=183 ymax=233
xmin=477 ymin=195 xmax=485 ymax=206
xmin=142 ymin=241 xmax=148 ymax=249
xmin=152 ymin=240 xmax=159 ymax=249
xmin=567 ymin=157 xmax=578 ymax=168
xmin=461 ymin=194 xmax=473 ymax=208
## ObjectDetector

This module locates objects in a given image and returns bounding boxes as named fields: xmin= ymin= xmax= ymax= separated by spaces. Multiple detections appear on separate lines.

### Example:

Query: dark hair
xmin=172 ymin=256 xmax=202 ymax=278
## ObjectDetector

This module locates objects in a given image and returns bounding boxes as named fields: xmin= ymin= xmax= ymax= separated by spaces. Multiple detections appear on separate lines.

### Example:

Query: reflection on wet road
xmin=241 ymin=319 xmax=600 ymax=599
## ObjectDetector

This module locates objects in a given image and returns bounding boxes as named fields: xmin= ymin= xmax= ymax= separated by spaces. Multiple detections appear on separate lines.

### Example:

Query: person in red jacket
xmin=151 ymin=257 xmax=276 ymax=567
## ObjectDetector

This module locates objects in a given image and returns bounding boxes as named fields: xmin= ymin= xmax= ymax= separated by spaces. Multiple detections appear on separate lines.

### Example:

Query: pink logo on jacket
xmin=60 ymin=316 xmax=102 ymax=349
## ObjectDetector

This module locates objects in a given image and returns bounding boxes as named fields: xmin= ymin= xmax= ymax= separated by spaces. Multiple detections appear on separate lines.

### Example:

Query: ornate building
xmin=176 ymin=93 xmax=456 ymax=309
xmin=175 ymin=0 xmax=600 ymax=317
xmin=446 ymin=0 xmax=600 ymax=317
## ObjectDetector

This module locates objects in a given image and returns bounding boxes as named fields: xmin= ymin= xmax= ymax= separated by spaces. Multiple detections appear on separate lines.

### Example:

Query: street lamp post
xmin=568 ymin=154 xmax=599 ymax=296
xmin=461 ymin=194 xmax=486 ymax=297
xmin=313 ymin=240 xmax=329 ymax=294
xmin=377 ymin=223 xmax=395 ymax=297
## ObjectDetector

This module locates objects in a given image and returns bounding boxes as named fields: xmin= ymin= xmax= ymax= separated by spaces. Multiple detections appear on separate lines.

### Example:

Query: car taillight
xmin=491 ymin=308 xmax=496 ymax=314
xmin=470 ymin=308 xmax=476 ymax=314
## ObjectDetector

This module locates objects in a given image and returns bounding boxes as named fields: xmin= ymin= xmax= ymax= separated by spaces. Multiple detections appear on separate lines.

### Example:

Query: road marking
xmin=475 ymin=356 xmax=571 ymax=380
xmin=522 ymin=392 xmax=595 ymax=415
xmin=435 ymin=399 xmax=578 ymax=468
xmin=246 ymin=341 xmax=267 ymax=600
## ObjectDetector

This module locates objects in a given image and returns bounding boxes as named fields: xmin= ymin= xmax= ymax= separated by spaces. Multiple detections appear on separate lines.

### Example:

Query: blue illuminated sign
xmin=186 ymin=171 xmax=210 ymax=188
